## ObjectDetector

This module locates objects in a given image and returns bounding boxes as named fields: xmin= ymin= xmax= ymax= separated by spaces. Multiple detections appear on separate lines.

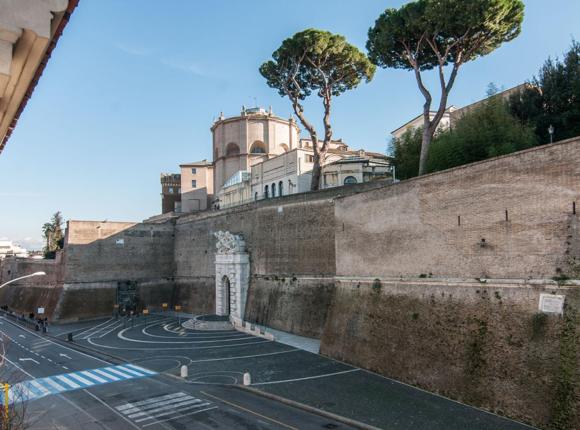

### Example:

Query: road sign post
xmin=3 ymin=383 xmax=9 ymax=426
xmin=175 ymin=305 xmax=182 ymax=327
xmin=143 ymin=308 xmax=149 ymax=327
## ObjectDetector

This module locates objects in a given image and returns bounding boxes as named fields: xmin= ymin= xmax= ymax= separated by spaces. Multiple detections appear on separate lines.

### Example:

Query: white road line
xmin=0 ymin=317 xmax=111 ymax=365
xmin=88 ymin=337 xmax=270 ymax=351
xmin=103 ymin=367 xmax=133 ymax=378
xmin=134 ymin=401 xmax=213 ymax=423
xmin=134 ymin=401 xmax=211 ymax=423
xmin=73 ymin=318 xmax=114 ymax=338
xmin=80 ymin=370 xmax=108 ymax=383
xmin=91 ymin=368 xmax=120 ymax=381
xmin=18 ymin=384 xmax=35 ymax=400
xmin=189 ymin=348 xmax=298 ymax=363
xmin=128 ymin=398 xmax=206 ymax=419
xmin=95 ymin=322 xmax=124 ymax=338
xmin=115 ymin=365 xmax=145 ymax=376
xmin=141 ymin=406 xmax=217 ymax=428
xmin=79 ymin=320 xmax=120 ymax=339
xmin=29 ymin=380 xmax=51 ymax=396
xmin=252 ymin=368 xmax=361 ymax=385
xmin=125 ymin=364 xmax=156 ymax=375
xmin=116 ymin=393 xmax=188 ymax=412
xmin=118 ymin=327 xmax=254 ymax=344
xmin=82 ymin=390 xmax=140 ymax=430
xmin=67 ymin=373 xmax=95 ymax=386
xmin=121 ymin=395 xmax=196 ymax=415
xmin=56 ymin=375 xmax=81 ymax=389
xmin=43 ymin=378 xmax=67 ymax=392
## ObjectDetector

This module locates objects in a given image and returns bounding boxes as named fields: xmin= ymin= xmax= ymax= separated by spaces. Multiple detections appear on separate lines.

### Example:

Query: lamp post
xmin=548 ymin=124 xmax=554 ymax=144
xmin=0 ymin=272 xmax=46 ymax=289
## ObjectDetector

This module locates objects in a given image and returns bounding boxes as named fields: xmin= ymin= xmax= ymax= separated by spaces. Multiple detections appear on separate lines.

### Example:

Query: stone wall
xmin=335 ymin=137 xmax=580 ymax=280
xmin=321 ymin=278 xmax=579 ymax=428
xmin=63 ymin=220 xmax=176 ymax=283
xmin=173 ymin=192 xmax=340 ymax=333
xmin=245 ymin=276 xmax=335 ymax=338
xmin=0 ymin=255 xmax=63 ymax=318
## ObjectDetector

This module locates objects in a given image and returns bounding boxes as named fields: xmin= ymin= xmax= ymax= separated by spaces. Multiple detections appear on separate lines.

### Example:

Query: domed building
xmin=211 ymin=106 xmax=300 ymax=192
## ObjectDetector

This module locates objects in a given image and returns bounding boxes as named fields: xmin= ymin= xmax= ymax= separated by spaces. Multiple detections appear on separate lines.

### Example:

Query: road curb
xmin=234 ymin=385 xmax=382 ymax=430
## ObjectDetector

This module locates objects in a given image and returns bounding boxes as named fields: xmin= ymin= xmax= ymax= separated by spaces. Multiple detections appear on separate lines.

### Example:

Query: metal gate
xmin=117 ymin=281 xmax=139 ymax=315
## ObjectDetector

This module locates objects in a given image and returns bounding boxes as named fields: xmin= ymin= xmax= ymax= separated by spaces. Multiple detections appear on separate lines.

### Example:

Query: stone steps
xmin=182 ymin=317 xmax=233 ymax=331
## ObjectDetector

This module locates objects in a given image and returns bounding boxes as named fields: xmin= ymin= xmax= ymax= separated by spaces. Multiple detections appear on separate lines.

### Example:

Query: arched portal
xmin=214 ymin=231 xmax=250 ymax=322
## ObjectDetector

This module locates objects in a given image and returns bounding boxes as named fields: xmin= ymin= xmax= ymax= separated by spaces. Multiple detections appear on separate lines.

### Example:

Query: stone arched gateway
xmin=214 ymin=231 xmax=249 ymax=322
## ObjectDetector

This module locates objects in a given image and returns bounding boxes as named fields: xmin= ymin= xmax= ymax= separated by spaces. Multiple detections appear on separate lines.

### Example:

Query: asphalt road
xmin=46 ymin=314 xmax=536 ymax=430
xmin=0 ymin=316 xmax=357 ymax=429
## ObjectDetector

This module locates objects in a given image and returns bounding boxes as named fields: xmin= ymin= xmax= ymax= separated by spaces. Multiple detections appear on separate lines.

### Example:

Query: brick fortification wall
xmin=174 ymin=192 xmax=338 ymax=334
xmin=54 ymin=220 xmax=176 ymax=321
xmin=334 ymin=138 xmax=580 ymax=279
xmin=2 ymin=138 xmax=578 ymax=426
xmin=0 ymin=255 xmax=63 ymax=319
xmin=322 ymin=137 xmax=580 ymax=428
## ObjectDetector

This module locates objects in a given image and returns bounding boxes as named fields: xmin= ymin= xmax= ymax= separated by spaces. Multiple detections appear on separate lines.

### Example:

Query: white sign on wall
xmin=538 ymin=294 xmax=565 ymax=315
xmin=37 ymin=307 xmax=45 ymax=314
xmin=115 ymin=239 xmax=125 ymax=246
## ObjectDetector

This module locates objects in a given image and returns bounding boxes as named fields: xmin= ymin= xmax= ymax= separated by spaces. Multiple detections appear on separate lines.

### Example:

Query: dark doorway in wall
xmin=117 ymin=280 xmax=139 ymax=315
xmin=222 ymin=275 xmax=231 ymax=316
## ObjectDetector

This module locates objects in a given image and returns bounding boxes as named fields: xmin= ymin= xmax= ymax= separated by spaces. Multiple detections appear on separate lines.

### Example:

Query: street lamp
xmin=0 ymin=272 xmax=46 ymax=289
xmin=548 ymin=124 xmax=554 ymax=144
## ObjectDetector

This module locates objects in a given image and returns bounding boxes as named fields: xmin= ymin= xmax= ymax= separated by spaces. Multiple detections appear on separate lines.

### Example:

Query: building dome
xmin=211 ymin=106 xmax=300 ymax=192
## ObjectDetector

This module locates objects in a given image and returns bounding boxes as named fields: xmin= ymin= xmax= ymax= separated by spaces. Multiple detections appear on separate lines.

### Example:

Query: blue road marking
xmin=3 ymin=364 xmax=157 ymax=404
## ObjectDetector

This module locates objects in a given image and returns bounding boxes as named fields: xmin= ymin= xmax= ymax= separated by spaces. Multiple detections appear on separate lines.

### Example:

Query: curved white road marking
xmin=88 ymin=337 xmax=270 ymax=351
xmin=188 ymin=348 xmax=299 ymax=363
xmin=252 ymin=368 xmax=360 ymax=385
xmin=117 ymin=327 xmax=255 ymax=344
xmin=142 ymin=323 xmax=243 ymax=339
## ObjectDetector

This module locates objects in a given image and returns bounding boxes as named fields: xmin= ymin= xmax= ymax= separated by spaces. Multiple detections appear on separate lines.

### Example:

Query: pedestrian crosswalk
xmin=3 ymin=364 xmax=156 ymax=404
xmin=115 ymin=392 xmax=217 ymax=426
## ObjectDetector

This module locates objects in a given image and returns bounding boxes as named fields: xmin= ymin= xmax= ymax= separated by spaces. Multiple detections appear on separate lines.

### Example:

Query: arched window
xmin=264 ymin=185 xmax=269 ymax=198
xmin=280 ymin=143 xmax=289 ymax=152
xmin=250 ymin=141 xmax=267 ymax=154
xmin=344 ymin=176 xmax=358 ymax=185
xmin=271 ymin=183 xmax=276 ymax=197
xmin=226 ymin=142 xmax=240 ymax=156
xmin=278 ymin=181 xmax=283 ymax=196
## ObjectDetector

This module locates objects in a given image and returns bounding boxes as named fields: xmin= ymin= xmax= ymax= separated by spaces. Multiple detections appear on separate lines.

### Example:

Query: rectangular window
xmin=168 ymin=187 xmax=174 ymax=194
xmin=305 ymin=155 xmax=314 ymax=163
xmin=191 ymin=180 xmax=197 ymax=188
xmin=191 ymin=168 xmax=197 ymax=174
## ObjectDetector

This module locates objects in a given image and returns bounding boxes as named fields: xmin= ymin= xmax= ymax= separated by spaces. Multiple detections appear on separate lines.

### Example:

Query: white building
xmin=0 ymin=240 xmax=28 ymax=259
xmin=321 ymin=152 xmax=392 ymax=188
xmin=171 ymin=108 xmax=393 ymax=211
xmin=391 ymin=107 xmax=456 ymax=140
xmin=390 ymin=84 xmax=531 ymax=141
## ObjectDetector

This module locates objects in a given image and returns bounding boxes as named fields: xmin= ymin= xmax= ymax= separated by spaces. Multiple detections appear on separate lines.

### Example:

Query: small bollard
xmin=67 ymin=332 xmax=73 ymax=342
xmin=180 ymin=365 xmax=188 ymax=378
xmin=243 ymin=372 xmax=251 ymax=386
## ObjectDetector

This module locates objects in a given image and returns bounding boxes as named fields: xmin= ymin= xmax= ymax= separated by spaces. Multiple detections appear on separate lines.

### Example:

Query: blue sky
xmin=1 ymin=0 xmax=579 ymax=249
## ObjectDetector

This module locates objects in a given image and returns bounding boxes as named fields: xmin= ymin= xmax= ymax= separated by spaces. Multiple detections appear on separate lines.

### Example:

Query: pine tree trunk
xmin=418 ymin=127 xmax=432 ymax=176
xmin=310 ymin=161 xmax=322 ymax=191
